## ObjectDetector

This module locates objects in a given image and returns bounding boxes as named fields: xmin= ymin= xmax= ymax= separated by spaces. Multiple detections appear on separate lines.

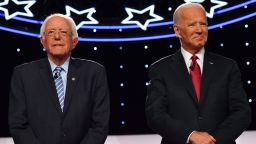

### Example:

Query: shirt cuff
xmin=186 ymin=131 xmax=196 ymax=143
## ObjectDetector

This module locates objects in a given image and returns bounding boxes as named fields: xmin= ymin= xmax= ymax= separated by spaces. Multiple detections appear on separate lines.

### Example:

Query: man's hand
xmin=189 ymin=131 xmax=216 ymax=144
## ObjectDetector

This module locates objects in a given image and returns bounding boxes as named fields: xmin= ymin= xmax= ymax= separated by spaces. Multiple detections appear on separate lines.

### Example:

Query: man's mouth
xmin=194 ymin=36 xmax=204 ymax=40
xmin=53 ymin=44 xmax=64 ymax=47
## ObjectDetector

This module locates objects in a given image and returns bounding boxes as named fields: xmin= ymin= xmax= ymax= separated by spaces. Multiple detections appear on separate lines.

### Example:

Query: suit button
xmin=198 ymin=116 xmax=203 ymax=120
xmin=63 ymin=132 xmax=66 ymax=137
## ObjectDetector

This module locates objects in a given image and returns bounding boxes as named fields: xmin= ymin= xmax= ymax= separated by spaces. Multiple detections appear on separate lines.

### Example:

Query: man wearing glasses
xmin=9 ymin=14 xmax=110 ymax=144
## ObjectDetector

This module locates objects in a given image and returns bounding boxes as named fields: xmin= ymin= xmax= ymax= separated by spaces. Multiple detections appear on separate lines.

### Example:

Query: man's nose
xmin=53 ymin=31 xmax=61 ymax=39
xmin=195 ymin=24 xmax=203 ymax=33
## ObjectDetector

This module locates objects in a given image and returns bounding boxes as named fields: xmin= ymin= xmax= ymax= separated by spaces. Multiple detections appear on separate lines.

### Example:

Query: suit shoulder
xmin=14 ymin=59 xmax=44 ymax=71
xmin=207 ymin=52 xmax=237 ymax=65
xmin=72 ymin=58 xmax=105 ymax=69
xmin=150 ymin=54 xmax=174 ymax=69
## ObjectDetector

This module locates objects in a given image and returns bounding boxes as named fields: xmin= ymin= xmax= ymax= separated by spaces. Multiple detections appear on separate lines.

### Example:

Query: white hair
xmin=173 ymin=3 xmax=206 ymax=25
xmin=40 ymin=13 xmax=78 ymax=39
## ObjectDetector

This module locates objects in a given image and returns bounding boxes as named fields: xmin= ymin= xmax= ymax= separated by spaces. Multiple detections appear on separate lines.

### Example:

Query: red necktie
xmin=190 ymin=55 xmax=201 ymax=102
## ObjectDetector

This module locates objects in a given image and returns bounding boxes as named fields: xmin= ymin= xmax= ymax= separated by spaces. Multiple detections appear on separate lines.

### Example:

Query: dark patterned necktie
xmin=190 ymin=55 xmax=201 ymax=102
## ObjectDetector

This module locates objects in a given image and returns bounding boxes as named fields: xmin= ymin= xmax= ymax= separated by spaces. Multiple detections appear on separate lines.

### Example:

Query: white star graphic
xmin=65 ymin=5 xmax=99 ymax=30
xmin=0 ymin=0 xmax=36 ymax=20
xmin=184 ymin=0 xmax=228 ymax=18
xmin=121 ymin=5 xmax=164 ymax=31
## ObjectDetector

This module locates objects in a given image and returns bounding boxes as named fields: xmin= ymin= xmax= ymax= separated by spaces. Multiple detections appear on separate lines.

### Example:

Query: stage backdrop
xmin=0 ymin=0 xmax=255 ymax=136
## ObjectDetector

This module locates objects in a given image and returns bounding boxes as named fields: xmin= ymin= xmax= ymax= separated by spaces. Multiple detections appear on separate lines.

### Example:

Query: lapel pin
xmin=72 ymin=77 xmax=75 ymax=81
xmin=209 ymin=61 xmax=214 ymax=64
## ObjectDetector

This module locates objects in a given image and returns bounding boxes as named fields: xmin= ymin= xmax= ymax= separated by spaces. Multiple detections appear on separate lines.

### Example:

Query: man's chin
xmin=52 ymin=53 xmax=68 ymax=59
xmin=195 ymin=43 xmax=206 ymax=48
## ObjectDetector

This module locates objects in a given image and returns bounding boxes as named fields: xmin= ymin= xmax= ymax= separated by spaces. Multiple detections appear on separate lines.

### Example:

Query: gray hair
xmin=40 ymin=13 xmax=78 ymax=39
xmin=173 ymin=3 xmax=206 ymax=25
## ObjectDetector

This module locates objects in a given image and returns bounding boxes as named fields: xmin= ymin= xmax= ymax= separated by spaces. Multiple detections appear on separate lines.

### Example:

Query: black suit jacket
xmin=146 ymin=50 xmax=251 ymax=144
xmin=9 ymin=57 xmax=110 ymax=144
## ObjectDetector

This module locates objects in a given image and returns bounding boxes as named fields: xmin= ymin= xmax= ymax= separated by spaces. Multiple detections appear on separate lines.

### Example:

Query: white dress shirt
xmin=180 ymin=47 xmax=205 ymax=74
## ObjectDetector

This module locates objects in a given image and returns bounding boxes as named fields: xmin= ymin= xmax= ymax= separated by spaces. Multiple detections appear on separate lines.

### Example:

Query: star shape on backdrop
xmin=121 ymin=5 xmax=164 ymax=31
xmin=0 ymin=0 xmax=36 ymax=20
xmin=184 ymin=0 xmax=228 ymax=18
xmin=65 ymin=5 xmax=99 ymax=30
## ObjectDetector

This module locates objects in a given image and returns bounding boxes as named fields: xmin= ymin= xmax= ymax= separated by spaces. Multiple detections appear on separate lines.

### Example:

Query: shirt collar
xmin=181 ymin=46 xmax=204 ymax=60
xmin=48 ymin=57 xmax=70 ymax=73
xmin=181 ymin=47 xmax=205 ymax=61
xmin=181 ymin=47 xmax=205 ymax=70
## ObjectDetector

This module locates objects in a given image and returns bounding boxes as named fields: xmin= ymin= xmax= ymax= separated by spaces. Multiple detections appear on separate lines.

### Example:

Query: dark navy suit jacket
xmin=9 ymin=57 xmax=110 ymax=144
xmin=146 ymin=50 xmax=251 ymax=144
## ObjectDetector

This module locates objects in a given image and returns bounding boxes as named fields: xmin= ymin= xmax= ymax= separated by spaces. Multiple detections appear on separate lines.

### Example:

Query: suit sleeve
xmin=9 ymin=67 xmax=40 ymax=144
xmin=212 ymin=62 xmax=251 ymax=143
xmin=145 ymin=65 xmax=193 ymax=144
xmin=80 ymin=67 xmax=110 ymax=144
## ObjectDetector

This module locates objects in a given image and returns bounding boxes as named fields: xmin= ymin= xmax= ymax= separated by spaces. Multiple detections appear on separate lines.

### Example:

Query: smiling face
xmin=173 ymin=4 xmax=208 ymax=54
xmin=40 ymin=16 xmax=78 ymax=63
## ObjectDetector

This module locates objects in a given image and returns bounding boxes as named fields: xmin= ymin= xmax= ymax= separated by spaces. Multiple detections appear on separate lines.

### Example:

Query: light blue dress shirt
xmin=48 ymin=57 xmax=70 ymax=97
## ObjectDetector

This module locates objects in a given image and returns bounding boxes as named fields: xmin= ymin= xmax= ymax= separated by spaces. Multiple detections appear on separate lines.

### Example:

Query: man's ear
xmin=40 ymin=36 xmax=46 ymax=47
xmin=173 ymin=24 xmax=181 ymax=38
xmin=72 ymin=37 xmax=79 ymax=49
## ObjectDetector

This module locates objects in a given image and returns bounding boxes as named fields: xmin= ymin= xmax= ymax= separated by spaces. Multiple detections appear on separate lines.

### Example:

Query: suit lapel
xmin=39 ymin=58 xmax=63 ymax=115
xmin=169 ymin=50 xmax=199 ymax=105
xmin=200 ymin=52 xmax=216 ymax=105
xmin=63 ymin=58 xmax=80 ymax=115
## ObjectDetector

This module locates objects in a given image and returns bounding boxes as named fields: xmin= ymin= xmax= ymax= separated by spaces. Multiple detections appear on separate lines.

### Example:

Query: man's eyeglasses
xmin=44 ymin=29 xmax=72 ymax=37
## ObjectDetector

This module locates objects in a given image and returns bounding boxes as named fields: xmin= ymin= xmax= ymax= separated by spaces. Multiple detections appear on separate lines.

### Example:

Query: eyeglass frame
xmin=43 ymin=29 xmax=73 ymax=37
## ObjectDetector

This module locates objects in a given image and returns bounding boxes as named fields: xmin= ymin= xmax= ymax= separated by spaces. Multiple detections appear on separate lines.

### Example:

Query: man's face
xmin=174 ymin=6 xmax=208 ymax=53
xmin=40 ymin=16 xmax=78 ymax=60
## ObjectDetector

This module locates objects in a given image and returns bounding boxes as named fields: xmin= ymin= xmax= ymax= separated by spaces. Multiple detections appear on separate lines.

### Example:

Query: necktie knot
xmin=54 ymin=66 xmax=62 ymax=79
xmin=191 ymin=55 xmax=198 ymax=62
xmin=190 ymin=55 xmax=198 ymax=70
